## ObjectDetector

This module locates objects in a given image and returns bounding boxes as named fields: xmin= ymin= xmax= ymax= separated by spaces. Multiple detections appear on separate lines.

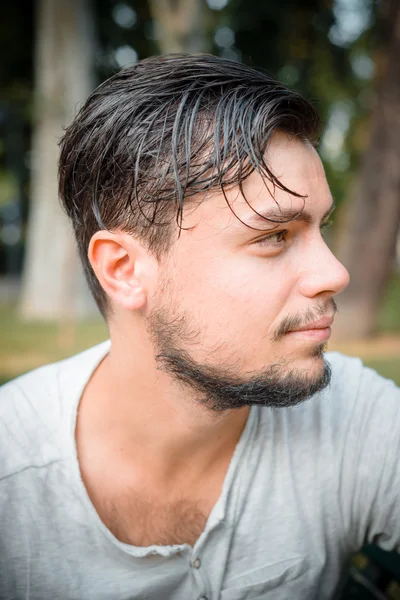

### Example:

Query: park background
xmin=1 ymin=0 xmax=400 ymax=598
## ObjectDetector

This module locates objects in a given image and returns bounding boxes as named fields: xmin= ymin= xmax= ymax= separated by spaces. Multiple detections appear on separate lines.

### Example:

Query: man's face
xmin=147 ymin=133 xmax=350 ymax=410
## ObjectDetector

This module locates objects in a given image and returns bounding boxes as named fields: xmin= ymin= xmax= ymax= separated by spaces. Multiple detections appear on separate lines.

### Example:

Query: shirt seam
xmin=0 ymin=455 xmax=72 ymax=483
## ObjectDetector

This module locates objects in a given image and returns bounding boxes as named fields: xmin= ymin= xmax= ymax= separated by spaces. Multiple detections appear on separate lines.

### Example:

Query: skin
xmin=76 ymin=133 xmax=350 ymax=533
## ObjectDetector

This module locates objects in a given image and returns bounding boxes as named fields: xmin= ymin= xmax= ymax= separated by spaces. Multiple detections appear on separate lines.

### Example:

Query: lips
xmin=284 ymin=315 xmax=334 ymax=342
xmin=290 ymin=316 xmax=334 ymax=333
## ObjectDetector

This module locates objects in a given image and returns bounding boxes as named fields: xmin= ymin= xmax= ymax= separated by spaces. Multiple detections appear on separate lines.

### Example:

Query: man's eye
xmin=255 ymin=230 xmax=287 ymax=246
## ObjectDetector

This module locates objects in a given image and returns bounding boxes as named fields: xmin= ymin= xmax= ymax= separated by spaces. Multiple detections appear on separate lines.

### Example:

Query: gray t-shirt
xmin=0 ymin=341 xmax=399 ymax=600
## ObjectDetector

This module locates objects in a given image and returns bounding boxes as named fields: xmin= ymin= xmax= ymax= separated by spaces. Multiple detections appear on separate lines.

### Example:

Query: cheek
xmin=179 ymin=255 xmax=292 ymax=338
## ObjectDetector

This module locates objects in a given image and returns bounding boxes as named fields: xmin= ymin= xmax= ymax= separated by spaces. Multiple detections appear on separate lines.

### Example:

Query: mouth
xmin=285 ymin=316 xmax=334 ymax=342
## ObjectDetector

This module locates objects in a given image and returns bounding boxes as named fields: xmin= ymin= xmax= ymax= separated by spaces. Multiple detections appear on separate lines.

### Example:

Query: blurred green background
xmin=1 ymin=1 xmax=399 ymax=598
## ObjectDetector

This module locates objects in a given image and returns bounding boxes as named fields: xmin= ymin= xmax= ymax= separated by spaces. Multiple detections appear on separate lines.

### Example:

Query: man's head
xmin=59 ymin=54 xmax=350 ymax=410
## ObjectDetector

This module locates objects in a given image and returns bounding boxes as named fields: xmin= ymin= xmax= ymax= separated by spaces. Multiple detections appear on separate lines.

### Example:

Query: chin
xmin=285 ymin=344 xmax=327 ymax=372
xmin=300 ymin=352 xmax=327 ymax=377
xmin=294 ymin=341 xmax=327 ymax=360
xmin=249 ymin=345 xmax=326 ymax=377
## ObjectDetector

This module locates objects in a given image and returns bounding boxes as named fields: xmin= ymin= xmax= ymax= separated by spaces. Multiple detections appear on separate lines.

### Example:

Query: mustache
xmin=272 ymin=299 xmax=338 ymax=342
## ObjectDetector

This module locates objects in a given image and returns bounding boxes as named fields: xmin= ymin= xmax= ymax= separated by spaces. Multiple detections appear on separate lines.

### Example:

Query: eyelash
xmin=255 ymin=230 xmax=287 ymax=246
xmin=255 ymin=221 xmax=332 ymax=247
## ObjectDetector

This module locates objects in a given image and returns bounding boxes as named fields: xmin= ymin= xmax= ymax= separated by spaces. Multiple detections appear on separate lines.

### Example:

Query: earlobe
xmin=88 ymin=231 xmax=147 ymax=311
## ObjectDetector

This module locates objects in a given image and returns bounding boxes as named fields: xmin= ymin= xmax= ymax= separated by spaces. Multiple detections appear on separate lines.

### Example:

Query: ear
xmin=88 ymin=230 xmax=156 ymax=311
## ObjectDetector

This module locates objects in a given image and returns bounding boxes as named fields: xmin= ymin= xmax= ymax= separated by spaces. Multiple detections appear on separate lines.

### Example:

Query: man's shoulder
xmin=325 ymin=350 xmax=365 ymax=391
xmin=256 ymin=351 xmax=400 ymax=486
xmin=303 ymin=351 xmax=399 ymax=429
xmin=0 ymin=340 xmax=110 ymax=481
xmin=265 ymin=351 xmax=399 ymax=430
xmin=326 ymin=349 xmax=370 ymax=372
xmin=326 ymin=350 xmax=399 ymax=400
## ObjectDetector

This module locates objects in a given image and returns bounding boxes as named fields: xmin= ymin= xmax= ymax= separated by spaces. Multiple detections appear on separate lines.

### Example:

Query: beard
xmin=146 ymin=299 xmax=332 ymax=412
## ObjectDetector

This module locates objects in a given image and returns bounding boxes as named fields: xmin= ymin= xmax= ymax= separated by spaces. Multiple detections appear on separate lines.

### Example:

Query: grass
xmin=362 ymin=357 xmax=400 ymax=384
xmin=378 ymin=275 xmax=400 ymax=334
xmin=0 ymin=305 xmax=107 ymax=385
xmin=0 ymin=306 xmax=107 ymax=355
xmin=1 ymin=275 xmax=399 ymax=386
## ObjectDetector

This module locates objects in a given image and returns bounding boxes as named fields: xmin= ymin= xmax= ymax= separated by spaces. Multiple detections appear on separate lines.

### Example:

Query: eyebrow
xmin=242 ymin=200 xmax=336 ymax=229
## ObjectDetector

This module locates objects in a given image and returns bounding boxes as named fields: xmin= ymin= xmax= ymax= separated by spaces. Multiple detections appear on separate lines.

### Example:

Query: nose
xmin=298 ymin=238 xmax=350 ymax=299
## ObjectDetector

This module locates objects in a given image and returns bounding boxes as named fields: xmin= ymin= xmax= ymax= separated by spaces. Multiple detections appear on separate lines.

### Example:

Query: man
xmin=0 ymin=54 xmax=399 ymax=600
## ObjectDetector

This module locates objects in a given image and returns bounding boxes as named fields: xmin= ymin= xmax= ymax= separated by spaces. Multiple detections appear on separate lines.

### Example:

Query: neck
xmin=79 ymin=332 xmax=249 ymax=482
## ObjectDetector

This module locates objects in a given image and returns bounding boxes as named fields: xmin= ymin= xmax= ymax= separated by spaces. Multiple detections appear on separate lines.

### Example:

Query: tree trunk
xmin=148 ymin=0 xmax=210 ymax=54
xmin=19 ymin=0 xmax=97 ymax=320
xmin=333 ymin=0 xmax=400 ymax=340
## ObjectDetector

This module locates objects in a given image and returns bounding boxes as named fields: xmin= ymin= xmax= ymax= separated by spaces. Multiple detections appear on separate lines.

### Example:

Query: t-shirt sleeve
xmin=335 ymin=356 xmax=400 ymax=553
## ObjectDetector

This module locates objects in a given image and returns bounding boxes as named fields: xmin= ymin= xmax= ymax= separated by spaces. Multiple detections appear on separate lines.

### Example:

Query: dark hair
xmin=59 ymin=53 xmax=321 ymax=317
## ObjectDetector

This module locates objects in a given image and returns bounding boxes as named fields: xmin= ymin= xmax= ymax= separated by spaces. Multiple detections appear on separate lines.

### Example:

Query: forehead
xmin=182 ymin=133 xmax=331 ymax=232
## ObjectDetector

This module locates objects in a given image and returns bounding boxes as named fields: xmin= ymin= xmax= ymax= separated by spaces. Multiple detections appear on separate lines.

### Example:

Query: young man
xmin=0 ymin=54 xmax=399 ymax=600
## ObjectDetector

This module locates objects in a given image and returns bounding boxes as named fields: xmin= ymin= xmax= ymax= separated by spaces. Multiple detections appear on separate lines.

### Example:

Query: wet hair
xmin=59 ymin=53 xmax=321 ymax=317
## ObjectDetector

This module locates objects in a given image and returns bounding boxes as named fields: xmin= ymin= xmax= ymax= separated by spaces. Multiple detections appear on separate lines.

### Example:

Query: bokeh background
xmin=1 ymin=0 xmax=399 ymax=597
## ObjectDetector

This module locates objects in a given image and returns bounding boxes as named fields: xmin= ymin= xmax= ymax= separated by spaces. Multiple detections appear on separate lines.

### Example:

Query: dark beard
xmin=148 ymin=310 xmax=331 ymax=412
